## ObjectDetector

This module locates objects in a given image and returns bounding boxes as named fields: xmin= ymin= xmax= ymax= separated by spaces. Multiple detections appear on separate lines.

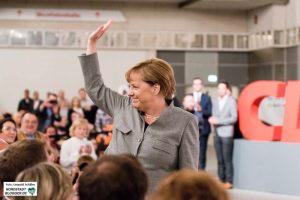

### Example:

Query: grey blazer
xmin=79 ymin=53 xmax=199 ymax=193
xmin=212 ymin=96 xmax=237 ymax=138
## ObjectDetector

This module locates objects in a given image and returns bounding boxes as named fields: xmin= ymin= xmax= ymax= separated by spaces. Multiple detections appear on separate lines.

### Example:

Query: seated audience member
xmin=78 ymin=154 xmax=148 ymax=200
xmin=17 ymin=112 xmax=45 ymax=141
xmin=0 ymin=118 xmax=17 ymax=152
xmin=94 ymin=108 xmax=113 ymax=133
xmin=2 ymin=113 xmax=13 ymax=119
xmin=44 ymin=125 xmax=60 ymax=150
xmin=12 ymin=110 xmax=25 ymax=129
xmin=95 ymin=133 xmax=112 ymax=156
xmin=71 ymin=155 xmax=95 ymax=186
xmin=68 ymin=97 xmax=84 ymax=120
xmin=60 ymin=118 xmax=97 ymax=171
xmin=44 ymin=126 xmax=60 ymax=163
xmin=12 ymin=162 xmax=74 ymax=200
xmin=58 ymin=90 xmax=70 ymax=113
xmin=37 ymin=93 xmax=61 ymax=132
xmin=0 ymin=140 xmax=49 ymax=199
xmin=78 ymin=88 xmax=98 ymax=125
xmin=78 ymin=88 xmax=93 ymax=112
xmin=151 ymin=169 xmax=229 ymax=200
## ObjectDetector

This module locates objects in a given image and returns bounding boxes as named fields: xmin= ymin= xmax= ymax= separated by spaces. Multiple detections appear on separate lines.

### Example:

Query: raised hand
xmin=86 ymin=19 xmax=112 ymax=55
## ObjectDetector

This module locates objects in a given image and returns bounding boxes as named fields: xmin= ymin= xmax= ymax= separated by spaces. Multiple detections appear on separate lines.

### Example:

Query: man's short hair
xmin=78 ymin=154 xmax=148 ymax=200
xmin=218 ymin=80 xmax=230 ymax=89
xmin=0 ymin=140 xmax=48 ymax=188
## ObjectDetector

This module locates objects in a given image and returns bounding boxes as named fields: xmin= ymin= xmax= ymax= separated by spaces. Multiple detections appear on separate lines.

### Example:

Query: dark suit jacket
xmin=17 ymin=98 xmax=33 ymax=112
xmin=199 ymin=93 xmax=212 ymax=135
xmin=192 ymin=93 xmax=212 ymax=135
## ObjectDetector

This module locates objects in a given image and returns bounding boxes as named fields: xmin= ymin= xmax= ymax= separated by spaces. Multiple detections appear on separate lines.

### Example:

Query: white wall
xmin=247 ymin=5 xmax=286 ymax=33
xmin=0 ymin=48 xmax=152 ymax=113
xmin=285 ymin=0 xmax=299 ymax=28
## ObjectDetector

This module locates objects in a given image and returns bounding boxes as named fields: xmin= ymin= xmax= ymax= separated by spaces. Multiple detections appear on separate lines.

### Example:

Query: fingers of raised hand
xmin=90 ymin=20 xmax=112 ymax=40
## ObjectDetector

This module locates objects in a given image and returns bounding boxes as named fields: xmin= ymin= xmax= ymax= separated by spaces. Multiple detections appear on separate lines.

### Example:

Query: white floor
xmin=205 ymin=144 xmax=300 ymax=200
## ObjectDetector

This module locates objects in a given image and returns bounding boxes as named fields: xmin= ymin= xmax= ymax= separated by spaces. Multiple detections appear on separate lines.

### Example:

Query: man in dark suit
xmin=192 ymin=77 xmax=212 ymax=170
xmin=17 ymin=89 xmax=34 ymax=112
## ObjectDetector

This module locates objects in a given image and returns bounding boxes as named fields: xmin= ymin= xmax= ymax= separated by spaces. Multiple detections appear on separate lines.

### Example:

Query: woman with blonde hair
xmin=12 ymin=162 xmax=74 ymax=200
xmin=60 ymin=118 xmax=97 ymax=171
xmin=151 ymin=169 xmax=229 ymax=200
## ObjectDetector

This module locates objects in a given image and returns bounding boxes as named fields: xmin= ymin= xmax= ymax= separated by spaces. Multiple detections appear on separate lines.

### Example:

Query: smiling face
xmin=20 ymin=113 xmax=38 ymax=134
xmin=0 ymin=121 xmax=17 ymax=144
xmin=128 ymin=71 xmax=158 ymax=111
xmin=218 ymin=83 xmax=228 ymax=98
xmin=192 ymin=79 xmax=203 ymax=93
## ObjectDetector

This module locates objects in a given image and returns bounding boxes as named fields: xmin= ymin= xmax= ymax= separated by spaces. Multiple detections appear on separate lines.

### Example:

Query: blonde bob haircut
xmin=125 ymin=58 xmax=176 ymax=101
xmin=14 ymin=162 xmax=73 ymax=200
xmin=151 ymin=169 xmax=229 ymax=200
xmin=69 ymin=118 xmax=89 ymax=137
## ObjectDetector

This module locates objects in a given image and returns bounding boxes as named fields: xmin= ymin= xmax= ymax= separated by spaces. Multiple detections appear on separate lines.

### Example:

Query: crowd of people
xmin=0 ymin=20 xmax=236 ymax=199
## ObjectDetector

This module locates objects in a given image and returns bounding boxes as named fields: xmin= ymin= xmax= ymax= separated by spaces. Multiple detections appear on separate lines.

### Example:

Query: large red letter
xmin=281 ymin=81 xmax=300 ymax=142
xmin=238 ymin=81 xmax=285 ymax=141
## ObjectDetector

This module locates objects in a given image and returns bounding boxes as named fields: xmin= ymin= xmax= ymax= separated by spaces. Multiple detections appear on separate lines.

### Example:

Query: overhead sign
xmin=0 ymin=8 xmax=126 ymax=22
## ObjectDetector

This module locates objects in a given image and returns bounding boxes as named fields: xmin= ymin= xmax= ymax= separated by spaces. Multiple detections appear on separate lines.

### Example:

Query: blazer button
xmin=137 ymin=138 xmax=142 ymax=142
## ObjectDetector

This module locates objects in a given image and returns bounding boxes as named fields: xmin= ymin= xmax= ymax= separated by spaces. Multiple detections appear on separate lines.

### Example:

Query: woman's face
xmin=0 ymin=121 xmax=17 ymax=144
xmin=128 ymin=72 xmax=157 ymax=111
xmin=72 ymin=98 xmax=81 ymax=108
xmin=73 ymin=124 xmax=88 ymax=140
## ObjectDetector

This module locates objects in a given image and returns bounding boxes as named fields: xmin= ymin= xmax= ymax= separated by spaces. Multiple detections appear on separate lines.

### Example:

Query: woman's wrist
xmin=86 ymin=40 xmax=97 ymax=55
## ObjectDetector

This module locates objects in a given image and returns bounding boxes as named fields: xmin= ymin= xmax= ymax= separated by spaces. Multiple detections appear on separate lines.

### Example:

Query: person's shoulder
xmin=228 ymin=96 xmax=236 ymax=103
xmin=62 ymin=137 xmax=74 ymax=143
xmin=202 ymin=93 xmax=211 ymax=98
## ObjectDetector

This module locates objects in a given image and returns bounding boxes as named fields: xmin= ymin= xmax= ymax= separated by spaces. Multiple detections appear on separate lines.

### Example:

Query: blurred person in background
xmin=17 ymin=89 xmax=33 ymax=112
xmin=68 ymin=97 xmax=84 ymax=121
xmin=78 ymin=88 xmax=93 ymax=112
xmin=12 ymin=110 xmax=25 ymax=129
xmin=44 ymin=125 xmax=60 ymax=163
xmin=0 ymin=140 xmax=50 ymax=199
xmin=78 ymin=154 xmax=147 ymax=200
xmin=60 ymin=118 xmax=96 ymax=171
xmin=13 ymin=162 xmax=74 ymax=200
xmin=150 ymin=169 xmax=229 ymax=200
xmin=17 ymin=112 xmax=45 ymax=141
xmin=192 ymin=77 xmax=212 ymax=170
xmin=0 ymin=118 xmax=17 ymax=152
xmin=37 ymin=93 xmax=61 ymax=132
xmin=79 ymin=88 xmax=98 ymax=126
xmin=32 ymin=91 xmax=43 ymax=115
xmin=209 ymin=81 xmax=237 ymax=189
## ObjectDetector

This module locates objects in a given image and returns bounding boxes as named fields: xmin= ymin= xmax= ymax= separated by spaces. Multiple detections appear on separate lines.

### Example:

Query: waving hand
xmin=86 ymin=20 xmax=112 ymax=55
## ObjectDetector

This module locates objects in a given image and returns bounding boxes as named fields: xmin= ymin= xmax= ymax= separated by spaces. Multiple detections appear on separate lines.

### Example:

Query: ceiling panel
xmin=182 ymin=0 xmax=289 ymax=10
xmin=0 ymin=0 xmax=289 ymax=10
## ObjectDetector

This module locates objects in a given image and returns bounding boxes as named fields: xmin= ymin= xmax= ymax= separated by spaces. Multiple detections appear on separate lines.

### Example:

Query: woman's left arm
xmin=178 ymin=116 xmax=199 ymax=169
